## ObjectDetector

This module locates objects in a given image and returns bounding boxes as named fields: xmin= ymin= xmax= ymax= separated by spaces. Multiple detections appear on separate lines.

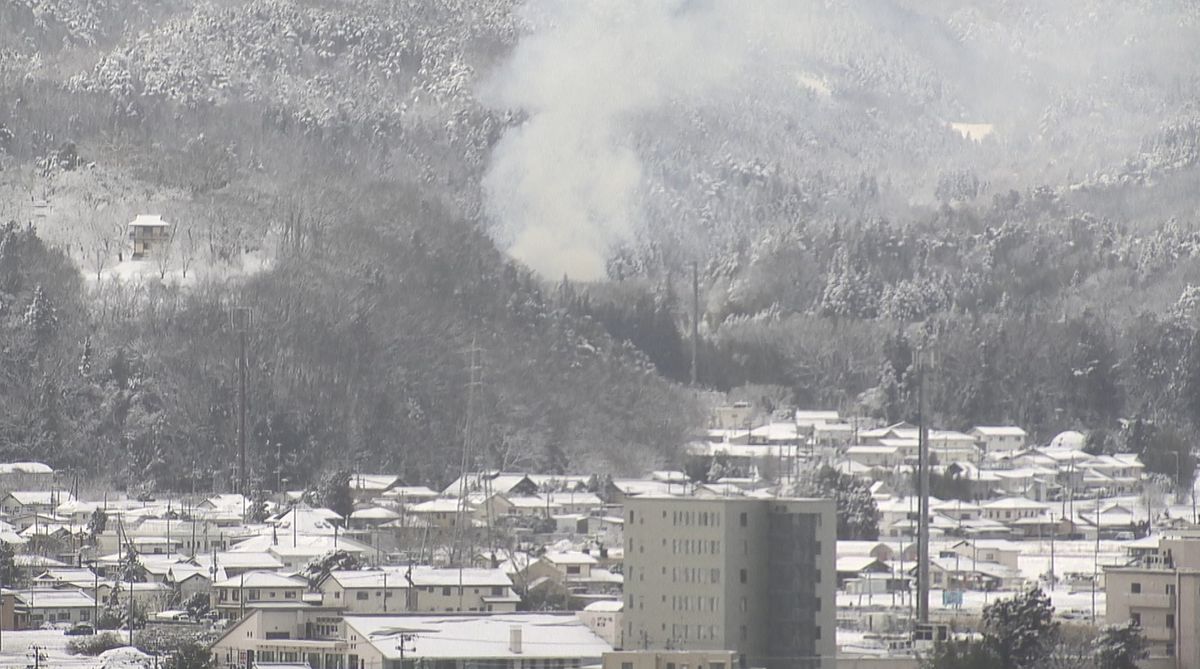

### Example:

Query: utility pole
xmin=396 ymin=632 xmax=416 ymax=663
xmin=1049 ymin=512 xmax=1056 ymax=587
xmin=1092 ymin=491 xmax=1102 ymax=626
xmin=916 ymin=349 xmax=931 ymax=626
xmin=690 ymin=261 xmax=699 ymax=387
xmin=231 ymin=306 xmax=252 ymax=504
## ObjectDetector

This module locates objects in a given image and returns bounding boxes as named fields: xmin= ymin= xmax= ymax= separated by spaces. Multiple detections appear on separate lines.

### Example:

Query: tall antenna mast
xmin=690 ymin=261 xmax=699 ymax=387
xmin=231 ymin=306 xmax=253 ymax=503
xmin=453 ymin=338 xmax=483 ymax=566
xmin=916 ymin=349 xmax=931 ymax=626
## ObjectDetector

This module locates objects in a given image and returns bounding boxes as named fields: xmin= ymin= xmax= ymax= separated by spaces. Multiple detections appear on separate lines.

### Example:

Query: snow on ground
xmin=87 ymin=249 xmax=272 ymax=286
xmin=0 ymin=630 xmax=149 ymax=668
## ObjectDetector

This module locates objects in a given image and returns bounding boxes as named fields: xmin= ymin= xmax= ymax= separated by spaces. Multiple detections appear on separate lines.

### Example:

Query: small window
xmin=739 ymin=569 xmax=747 ymax=584
xmin=739 ymin=512 xmax=748 ymax=527
xmin=443 ymin=587 xmax=452 ymax=596
xmin=1167 ymin=584 xmax=1176 ymax=595
xmin=622 ymin=664 xmax=634 ymax=669
xmin=1167 ymin=614 xmax=1175 ymax=629
xmin=356 ymin=592 xmax=369 ymax=601
xmin=1131 ymin=612 xmax=1141 ymax=626
xmin=1131 ymin=583 xmax=1142 ymax=594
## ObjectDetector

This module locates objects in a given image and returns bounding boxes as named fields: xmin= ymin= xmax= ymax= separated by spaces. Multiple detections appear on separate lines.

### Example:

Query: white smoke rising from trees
xmin=481 ymin=0 xmax=773 ymax=280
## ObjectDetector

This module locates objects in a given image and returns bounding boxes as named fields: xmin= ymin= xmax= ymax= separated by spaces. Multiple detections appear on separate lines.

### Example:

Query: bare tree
xmin=178 ymin=227 xmax=197 ymax=279
xmin=155 ymin=222 xmax=177 ymax=280
xmin=81 ymin=205 xmax=127 ymax=281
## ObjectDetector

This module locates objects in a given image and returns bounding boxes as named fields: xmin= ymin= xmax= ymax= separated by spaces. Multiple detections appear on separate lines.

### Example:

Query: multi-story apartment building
xmin=1105 ymin=534 xmax=1200 ymax=667
xmin=623 ymin=496 xmax=836 ymax=669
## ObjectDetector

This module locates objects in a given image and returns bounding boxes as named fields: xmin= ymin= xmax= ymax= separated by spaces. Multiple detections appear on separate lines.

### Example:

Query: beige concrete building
xmin=603 ymin=649 xmax=739 ymax=669
xmin=623 ymin=496 xmax=836 ymax=669
xmin=1104 ymin=534 xmax=1200 ymax=667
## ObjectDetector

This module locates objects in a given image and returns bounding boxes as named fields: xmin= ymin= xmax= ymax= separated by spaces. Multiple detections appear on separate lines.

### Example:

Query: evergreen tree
xmin=301 ymin=549 xmax=368 ymax=589
xmin=1092 ymin=620 xmax=1147 ymax=669
xmin=316 ymin=469 xmax=354 ymax=519
xmin=23 ymin=284 xmax=58 ymax=344
xmin=981 ymin=587 xmax=1060 ymax=669
xmin=87 ymin=508 xmax=108 ymax=538
xmin=0 ymin=542 xmax=17 ymax=587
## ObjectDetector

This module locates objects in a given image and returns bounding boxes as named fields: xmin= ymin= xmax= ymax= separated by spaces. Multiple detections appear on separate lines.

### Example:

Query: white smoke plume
xmin=480 ymin=0 xmax=764 ymax=281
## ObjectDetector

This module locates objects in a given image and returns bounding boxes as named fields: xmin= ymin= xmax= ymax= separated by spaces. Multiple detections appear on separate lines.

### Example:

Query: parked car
xmin=65 ymin=623 xmax=95 ymax=636
xmin=153 ymin=610 xmax=190 ymax=622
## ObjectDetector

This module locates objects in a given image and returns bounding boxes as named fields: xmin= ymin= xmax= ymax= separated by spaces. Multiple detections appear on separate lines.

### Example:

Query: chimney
xmin=509 ymin=626 xmax=522 ymax=654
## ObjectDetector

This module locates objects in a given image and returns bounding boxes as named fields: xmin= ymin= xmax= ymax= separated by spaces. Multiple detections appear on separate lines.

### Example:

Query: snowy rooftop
xmin=128 ymin=214 xmax=170 ymax=227
xmin=346 ymin=613 xmax=611 ymax=660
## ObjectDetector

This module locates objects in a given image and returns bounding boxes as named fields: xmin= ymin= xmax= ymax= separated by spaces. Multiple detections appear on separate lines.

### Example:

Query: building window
xmin=740 ymin=512 xmax=748 ymax=527
xmin=356 ymin=592 xmax=369 ymax=601
xmin=1167 ymin=614 xmax=1175 ymax=629
xmin=443 ymin=587 xmax=452 ymax=596
xmin=739 ymin=569 xmax=747 ymax=584
xmin=566 ymin=566 xmax=581 ymax=575
xmin=1131 ymin=583 xmax=1141 ymax=594
xmin=623 ymin=664 xmax=633 ymax=669
xmin=1131 ymin=612 xmax=1141 ymax=626
xmin=1167 ymin=584 xmax=1176 ymax=595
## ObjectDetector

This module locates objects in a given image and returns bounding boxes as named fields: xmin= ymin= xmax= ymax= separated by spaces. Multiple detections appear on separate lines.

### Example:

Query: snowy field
xmin=0 ymin=631 xmax=152 ymax=668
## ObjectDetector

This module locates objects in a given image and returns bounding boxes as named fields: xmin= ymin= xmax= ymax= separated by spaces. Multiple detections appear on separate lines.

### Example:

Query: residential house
xmin=209 ymin=605 xmax=348 ymax=669
xmin=969 ymin=426 xmax=1027 ymax=455
xmin=441 ymin=472 xmax=539 ymax=498
xmin=980 ymin=497 xmax=1050 ymax=525
xmin=0 ymin=462 xmax=54 ymax=494
xmin=346 ymin=507 xmax=400 ymax=530
xmin=348 ymin=474 xmax=401 ymax=502
xmin=213 ymin=571 xmax=308 ymax=619
xmin=845 ymin=446 xmax=901 ymax=470
xmin=2 ymin=588 xmax=96 ymax=630
xmin=318 ymin=567 xmax=519 ymax=614
xmin=406 ymin=498 xmax=473 ymax=531
xmin=1 ymin=491 xmax=74 ymax=517
xmin=377 ymin=486 xmax=439 ymax=506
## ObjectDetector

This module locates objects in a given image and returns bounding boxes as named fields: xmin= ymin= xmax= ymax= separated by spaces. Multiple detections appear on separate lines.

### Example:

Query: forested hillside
xmin=1 ymin=0 xmax=1199 ymax=490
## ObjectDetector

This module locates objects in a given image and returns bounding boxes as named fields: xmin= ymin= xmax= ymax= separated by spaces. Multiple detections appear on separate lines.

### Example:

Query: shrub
xmin=66 ymin=632 xmax=126 ymax=656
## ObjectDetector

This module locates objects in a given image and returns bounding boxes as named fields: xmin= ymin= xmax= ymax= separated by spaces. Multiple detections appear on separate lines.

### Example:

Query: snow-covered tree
xmin=981 ymin=586 xmax=1060 ymax=669
xmin=1092 ymin=620 xmax=1146 ymax=669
